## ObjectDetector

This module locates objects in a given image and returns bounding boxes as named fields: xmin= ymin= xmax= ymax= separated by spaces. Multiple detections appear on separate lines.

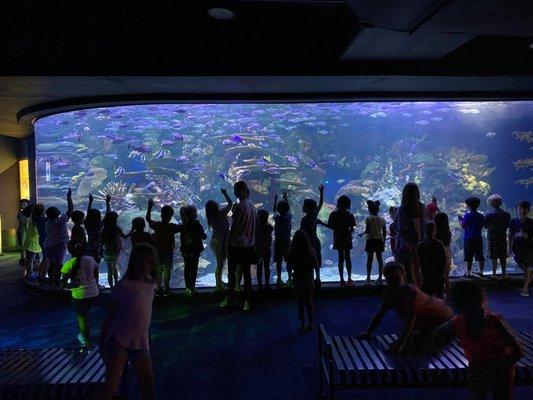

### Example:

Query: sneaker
xmin=347 ymin=279 xmax=355 ymax=286
xmin=340 ymin=280 xmax=346 ymax=287
xmin=219 ymin=297 xmax=234 ymax=308
xmin=155 ymin=289 xmax=162 ymax=297
xmin=77 ymin=333 xmax=90 ymax=346
xmin=163 ymin=288 xmax=170 ymax=297
xmin=243 ymin=300 xmax=251 ymax=311
xmin=520 ymin=290 xmax=529 ymax=297
xmin=365 ymin=278 xmax=372 ymax=285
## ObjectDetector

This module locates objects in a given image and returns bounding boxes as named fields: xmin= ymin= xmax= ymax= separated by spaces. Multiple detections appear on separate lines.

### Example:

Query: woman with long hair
xmin=393 ymin=182 xmax=425 ymax=286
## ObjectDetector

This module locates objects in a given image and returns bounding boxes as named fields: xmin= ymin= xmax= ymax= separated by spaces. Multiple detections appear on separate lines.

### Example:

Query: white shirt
xmin=60 ymin=256 xmax=99 ymax=299
xmin=228 ymin=198 xmax=256 ymax=248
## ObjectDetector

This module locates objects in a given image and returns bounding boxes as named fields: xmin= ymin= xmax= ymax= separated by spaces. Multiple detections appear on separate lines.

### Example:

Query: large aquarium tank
xmin=34 ymin=101 xmax=532 ymax=288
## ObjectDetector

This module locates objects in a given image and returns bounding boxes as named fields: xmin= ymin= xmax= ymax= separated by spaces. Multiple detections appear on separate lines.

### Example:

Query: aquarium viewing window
xmin=34 ymin=101 xmax=533 ymax=288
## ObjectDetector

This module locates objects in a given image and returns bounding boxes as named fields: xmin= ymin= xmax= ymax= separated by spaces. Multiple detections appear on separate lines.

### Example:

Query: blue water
xmin=33 ymin=101 xmax=533 ymax=287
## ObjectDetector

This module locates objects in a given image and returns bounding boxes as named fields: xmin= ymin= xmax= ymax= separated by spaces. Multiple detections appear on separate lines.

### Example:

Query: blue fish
xmin=218 ymin=172 xmax=226 ymax=180
xmin=172 ymin=132 xmax=184 ymax=141
xmin=231 ymin=134 xmax=244 ymax=144
xmin=105 ymin=154 xmax=119 ymax=160
xmin=285 ymin=155 xmax=298 ymax=165
xmin=175 ymin=156 xmax=190 ymax=163
xmin=161 ymin=140 xmax=173 ymax=146
xmin=128 ymin=143 xmax=152 ymax=153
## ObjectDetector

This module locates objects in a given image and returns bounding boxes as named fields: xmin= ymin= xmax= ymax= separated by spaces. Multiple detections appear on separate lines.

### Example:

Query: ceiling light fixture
xmin=207 ymin=7 xmax=235 ymax=21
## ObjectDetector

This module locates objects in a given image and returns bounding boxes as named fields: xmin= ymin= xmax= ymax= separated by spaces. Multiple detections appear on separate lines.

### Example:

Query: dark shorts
xmin=274 ymin=240 xmax=290 ymax=263
xmin=72 ymin=296 xmax=96 ymax=315
xmin=309 ymin=237 xmax=322 ymax=268
xmin=45 ymin=243 xmax=67 ymax=265
xmin=464 ymin=238 xmax=485 ymax=262
xmin=365 ymin=239 xmax=384 ymax=253
xmin=158 ymin=252 xmax=174 ymax=270
xmin=293 ymin=274 xmax=314 ymax=297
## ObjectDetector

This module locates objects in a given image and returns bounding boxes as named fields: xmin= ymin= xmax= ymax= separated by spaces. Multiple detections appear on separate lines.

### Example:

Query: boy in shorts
xmin=458 ymin=197 xmax=486 ymax=278
xmin=146 ymin=199 xmax=181 ymax=297
xmin=273 ymin=192 xmax=292 ymax=288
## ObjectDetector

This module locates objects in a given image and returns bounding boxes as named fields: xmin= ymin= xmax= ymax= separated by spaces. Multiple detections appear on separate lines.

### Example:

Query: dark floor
xmin=1 ymin=253 xmax=532 ymax=399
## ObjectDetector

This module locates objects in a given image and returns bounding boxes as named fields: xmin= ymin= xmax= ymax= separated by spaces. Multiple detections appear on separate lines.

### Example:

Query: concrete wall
xmin=0 ymin=135 xmax=21 ymax=250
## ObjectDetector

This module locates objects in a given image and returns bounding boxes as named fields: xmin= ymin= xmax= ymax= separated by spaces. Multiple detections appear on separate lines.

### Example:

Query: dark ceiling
xmin=0 ymin=0 xmax=532 ymax=138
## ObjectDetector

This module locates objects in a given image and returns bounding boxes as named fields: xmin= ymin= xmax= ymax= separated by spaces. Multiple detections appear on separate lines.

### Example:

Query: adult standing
xmin=425 ymin=196 xmax=440 ymax=221
xmin=220 ymin=181 xmax=256 ymax=311
xmin=394 ymin=182 xmax=426 ymax=286
xmin=485 ymin=194 xmax=511 ymax=279
xmin=17 ymin=198 xmax=30 ymax=265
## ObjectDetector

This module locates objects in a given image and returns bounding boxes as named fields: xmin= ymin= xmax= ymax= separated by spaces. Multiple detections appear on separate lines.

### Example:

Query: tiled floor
xmin=1 ymin=253 xmax=532 ymax=399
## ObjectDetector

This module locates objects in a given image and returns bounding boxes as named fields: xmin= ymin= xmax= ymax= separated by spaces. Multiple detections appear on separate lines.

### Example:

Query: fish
xmin=153 ymin=149 xmax=169 ymax=159
xmin=516 ymin=177 xmax=533 ymax=188
xmin=370 ymin=111 xmax=387 ymax=118
xmin=485 ymin=132 xmax=496 ymax=138
xmin=513 ymin=158 xmax=533 ymax=170
xmin=337 ymin=179 xmax=345 ymax=184
xmin=317 ymin=130 xmax=330 ymax=135
xmin=231 ymin=134 xmax=244 ymax=144
xmin=323 ymin=259 xmax=334 ymax=266
xmin=430 ymin=117 xmax=443 ymax=122
xmin=105 ymin=154 xmax=119 ymax=160
xmin=415 ymin=120 xmax=429 ymax=125
xmin=175 ymin=156 xmax=191 ymax=163
xmin=420 ymin=110 xmax=432 ymax=115
xmin=53 ymin=158 xmax=72 ymax=168
xmin=172 ymin=132 xmax=185 ymax=141
xmin=401 ymin=112 xmax=413 ymax=117
xmin=218 ymin=172 xmax=226 ymax=180
xmin=161 ymin=140 xmax=174 ymax=146
xmin=222 ymin=139 xmax=234 ymax=145
xmin=285 ymin=155 xmax=298 ymax=165
xmin=114 ymin=167 xmax=125 ymax=177
xmin=128 ymin=143 xmax=152 ymax=153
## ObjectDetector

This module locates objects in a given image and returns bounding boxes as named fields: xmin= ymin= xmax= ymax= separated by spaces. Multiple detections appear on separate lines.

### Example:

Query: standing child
xmin=322 ymin=195 xmax=356 ymax=286
xmin=146 ymin=198 xmax=181 ymax=297
xmin=435 ymin=281 xmax=523 ymax=400
xmin=255 ymin=209 xmax=274 ymax=290
xmin=178 ymin=205 xmax=207 ymax=296
xmin=44 ymin=189 xmax=74 ymax=286
xmin=21 ymin=205 xmax=41 ymax=278
xmin=508 ymin=201 xmax=533 ymax=297
xmin=300 ymin=185 xmax=325 ymax=288
xmin=71 ymin=210 xmax=87 ymax=244
xmin=85 ymin=194 xmax=103 ymax=267
xmin=17 ymin=198 xmax=30 ymax=266
xmin=97 ymin=243 xmax=157 ymax=400
xmin=33 ymin=204 xmax=48 ymax=281
xmin=205 ymin=188 xmax=233 ymax=291
xmin=388 ymin=206 xmax=398 ymax=255
xmin=220 ymin=181 xmax=256 ymax=311
xmin=61 ymin=240 xmax=99 ymax=346
xmin=417 ymin=222 xmax=447 ymax=298
xmin=287 ymin=230 xmax=318 ymax=333
xmin=129 ymin=217 xmax=155 ymax=247
xmin=358 ymin=200 xmax=386 ymax=284
xmin=434 ymin=212 xmax=452 ymax=294
xmin=101 ymin=195 xmax=127 ymax=288
xmin=273 ymin=192 xmax=292 ymax=288
xmin=458 ymin=197 xmax=486 ymax=278
xmin=485 ymin=194 xmax=511 ymax=279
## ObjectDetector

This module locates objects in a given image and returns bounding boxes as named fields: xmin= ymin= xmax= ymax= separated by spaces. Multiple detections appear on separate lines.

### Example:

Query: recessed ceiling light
xmin=208 ymin=7 xmax=235 ymax=21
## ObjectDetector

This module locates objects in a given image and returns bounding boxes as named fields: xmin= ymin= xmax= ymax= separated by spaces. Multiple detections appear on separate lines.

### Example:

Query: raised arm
xmin=282 ymin=192 xmax=289 ymax=209
xmin=146 ymin=198 xmax=155 ymax=228
xmin=105 ymin=194 xmax=112 ymax=214
xmin=317 ymin=184 xmax=324 ymax=212
xmin=220 ymin=188 xmax=233 ymax=216
xmin=87 ymin=193 xmax=94 ymax=215
xmin=66 ymin=188 xmax=74 ymax=217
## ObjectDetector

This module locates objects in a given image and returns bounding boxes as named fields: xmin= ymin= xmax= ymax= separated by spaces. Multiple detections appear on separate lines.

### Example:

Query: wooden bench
xmin=0 ymin=346 xmax=104 ymax=399
xmin=318 ymin=324 xmax=533 ymax=399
